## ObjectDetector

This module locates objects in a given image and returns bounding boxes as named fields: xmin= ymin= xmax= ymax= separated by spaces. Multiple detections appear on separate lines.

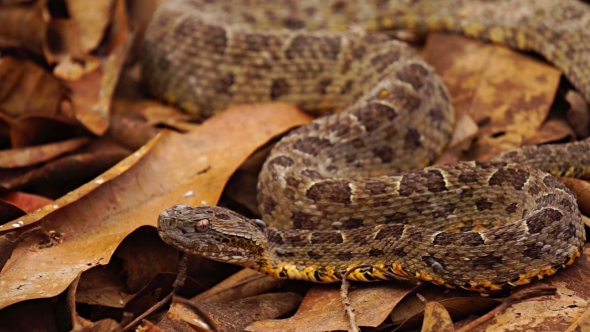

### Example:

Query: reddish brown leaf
xmin=0 ymin=150 xmax=128 ymax=198
xmin=0 ymin=137 xmax=89 ymax=168
xmin=0 ymin=192 xmax=52 ymax=214
xmin=10 ymin=115 xmax=82 ymax=148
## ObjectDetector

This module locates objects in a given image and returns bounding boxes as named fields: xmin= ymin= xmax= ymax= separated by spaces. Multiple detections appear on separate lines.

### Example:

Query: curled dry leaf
xmin=116 ymin=230 xmax=180 ymax=293
xmin=0 ymin=103 xmax=310 ymax=310
xmin=64 ymin=0 xmax=131 ymax=135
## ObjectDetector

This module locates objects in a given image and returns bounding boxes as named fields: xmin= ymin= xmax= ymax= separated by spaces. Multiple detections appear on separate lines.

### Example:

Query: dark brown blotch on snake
xmin=149 ymin=0 xmax=589 ymax=293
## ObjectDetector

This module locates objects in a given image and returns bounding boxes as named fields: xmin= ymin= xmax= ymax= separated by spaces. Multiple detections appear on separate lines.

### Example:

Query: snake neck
xmin=249 ymin=226 xmax=416 ymax=283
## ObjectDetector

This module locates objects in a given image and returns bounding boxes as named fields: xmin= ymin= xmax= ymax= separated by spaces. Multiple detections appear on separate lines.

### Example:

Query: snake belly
xmin=145 ymin=0 xmax=589 ymax=293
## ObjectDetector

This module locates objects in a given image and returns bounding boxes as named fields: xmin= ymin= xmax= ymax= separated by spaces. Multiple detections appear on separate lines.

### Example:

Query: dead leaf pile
xmin=0 ymin=1 xmax=589 ymax=331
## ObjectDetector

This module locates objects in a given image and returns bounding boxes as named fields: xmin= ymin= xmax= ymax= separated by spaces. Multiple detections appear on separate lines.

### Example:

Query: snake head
xmin=157 ymin=204 xmax=268 ymax=265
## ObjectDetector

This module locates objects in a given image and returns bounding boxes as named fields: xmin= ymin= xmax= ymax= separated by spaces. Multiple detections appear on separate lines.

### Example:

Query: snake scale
xmin=144 ymin=0 xmax=590 ymax=293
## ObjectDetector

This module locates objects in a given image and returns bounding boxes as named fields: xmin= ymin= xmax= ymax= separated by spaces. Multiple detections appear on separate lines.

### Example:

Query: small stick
xmin=340 ymin=264 xmax=404 ymax=332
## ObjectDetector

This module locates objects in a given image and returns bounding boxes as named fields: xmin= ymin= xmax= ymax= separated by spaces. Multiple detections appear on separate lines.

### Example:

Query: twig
xmin=340 ymin=264 xmax=404 ymax=332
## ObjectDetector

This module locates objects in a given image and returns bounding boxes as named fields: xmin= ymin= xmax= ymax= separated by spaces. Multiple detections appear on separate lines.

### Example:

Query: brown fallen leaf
xmin=10 ymin=115 xmax=82 ymax=148
xmin=434 ymin=112 xmax=478 ymax=165
xmin=67 ymin=274 xmax=122 ymax=331
xmin=65 ymin=0 xmax=113 ymax=53
xmin=163 ymin=293 xmax=302 ymax=332
xmin=0 ymin=102 xmax=310 ymax=311
xmin=421 ymin=301 xmax=454 ymax=332
xmin=247 ymin=282 xmax=416 ymax=331
xmin=0 ymin=198 xmax=26 ymax=225
xmin=0 ymin=298 xmax=59 ymax=331
xmin=107 ymin=113 xmax=160 ymax=151
xmin=0 ymin=137 xmax=90 ymax=168
xmin=423 ymin=33 xmax=561 ymax=160
xmin=0 ymin=1 xmax=52 ymax=60
xmin=0 ymin=150 xmax=129 ymax=198
xmin=0 ymin=57 xmax=65 ymax=119
xmin=391 ymin=287 xmax=498 ymax=329
xmin=64 ymin=0 xmax=131 ymax=135
xmin=523 ymin=117 xmax=575 ymax=146
xmin=191 ymin=268 xmax=284 ymax=304
xmin=75 ymin=256 xmax=134 ymax=309
xmin=116 ymin=230 xmax=181 ymax=293
xmin=111 ymin=99 xmax=194 ymax=131
xmin=0 ymin=191 xmax=51 ymax=215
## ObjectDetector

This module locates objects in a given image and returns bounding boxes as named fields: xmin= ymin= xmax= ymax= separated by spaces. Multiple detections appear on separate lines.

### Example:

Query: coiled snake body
xmin=145 ymin=0 xmax=589 ymax=293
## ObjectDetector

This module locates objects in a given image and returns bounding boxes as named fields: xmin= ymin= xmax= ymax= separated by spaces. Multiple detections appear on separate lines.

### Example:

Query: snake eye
xmin=195 ymin=219 xmax=210 ymax=232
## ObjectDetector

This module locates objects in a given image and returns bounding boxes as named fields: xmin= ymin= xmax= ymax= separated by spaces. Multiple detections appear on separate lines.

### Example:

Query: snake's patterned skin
xmin=146 ymin=0 xmax=589 ymax=293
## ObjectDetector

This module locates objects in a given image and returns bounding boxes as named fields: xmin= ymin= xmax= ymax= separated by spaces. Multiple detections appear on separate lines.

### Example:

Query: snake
xmin=143 ymin=0 xmax=590 ymax=293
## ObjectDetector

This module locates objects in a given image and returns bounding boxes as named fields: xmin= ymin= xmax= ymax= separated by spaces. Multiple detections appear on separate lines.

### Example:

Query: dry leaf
xmin=0 ymin=1 xmax=52 ymax=60
xmin=423 ymin=33 xmax=561 ymax=160
xmin=247 ymin=282 xmax=416 ymax=331
xmin=523 ymin=118 xmax=575 ymax=146
xmin=65 ymin=0 xmax=114 ymax=53
xmin=192 ymin=269 xmax=283 ymax=304
xmin=0 ymin=57 xmax=65 ymax=118
xmin=421 ymin=301 xmax=454 ymax=332
xmin=0 ymin=103 xmax=310 ymax=310
xmin=0 ymin=192 xmax=52 ymax=214
xmin=64 ymin=0 xmax=131 ymax=135
xmin=164 ymin=293 xmax=302 ymax=331
xmin=0 ymin=137 xmax=89 ymax=168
